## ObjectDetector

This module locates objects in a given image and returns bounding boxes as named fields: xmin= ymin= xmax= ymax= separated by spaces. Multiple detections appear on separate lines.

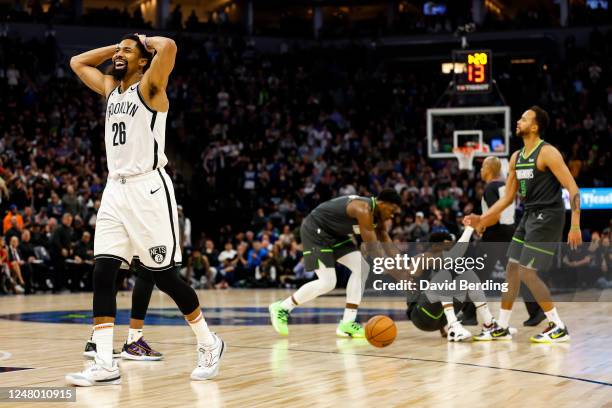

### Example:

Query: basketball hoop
xmin=453 ymin=146 xmax=477 ymax=170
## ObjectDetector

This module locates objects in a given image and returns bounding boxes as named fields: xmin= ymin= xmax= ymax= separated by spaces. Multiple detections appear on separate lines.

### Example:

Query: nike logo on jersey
xmin=537 ymin=213 xmax=544 ymax=220
xmin=150 ymin=187 xmax=161 ymax=194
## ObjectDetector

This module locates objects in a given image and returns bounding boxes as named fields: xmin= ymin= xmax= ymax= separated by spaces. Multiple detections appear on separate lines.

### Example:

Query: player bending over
xmin=269 ymin=189 xmax=401 ymax=338
xmin=405 ymin=228 xmax=499 ymax=342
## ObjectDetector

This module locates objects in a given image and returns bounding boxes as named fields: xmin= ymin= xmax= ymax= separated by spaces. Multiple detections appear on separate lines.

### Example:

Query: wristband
xmin=458 ymin=226 xmax=474 ymax=242
xmin=570 ymin=225 xmax=581 ymax=231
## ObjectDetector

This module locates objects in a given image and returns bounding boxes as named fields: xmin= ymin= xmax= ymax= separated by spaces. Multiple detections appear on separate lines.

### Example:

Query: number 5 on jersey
xmin=112 ymin=122 xmax=126 ymax=146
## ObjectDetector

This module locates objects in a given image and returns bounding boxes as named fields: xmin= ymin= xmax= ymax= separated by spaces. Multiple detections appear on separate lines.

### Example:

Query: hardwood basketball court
xmin=1 ymin=290 xmax=611 ymax=407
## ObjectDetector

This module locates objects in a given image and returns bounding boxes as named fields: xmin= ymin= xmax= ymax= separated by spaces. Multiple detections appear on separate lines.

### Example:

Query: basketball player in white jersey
xmin=66 ymin=34 xmax=224 ymax=386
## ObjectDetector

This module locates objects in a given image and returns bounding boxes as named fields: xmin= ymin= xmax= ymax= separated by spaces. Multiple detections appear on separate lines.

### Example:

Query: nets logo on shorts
xmin=149 ymin=246 xmax=167 ymax=264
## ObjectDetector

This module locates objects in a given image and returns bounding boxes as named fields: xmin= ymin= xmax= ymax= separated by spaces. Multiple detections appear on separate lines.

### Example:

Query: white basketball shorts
xmin=94 ymin=168 xmax=182 ymax=271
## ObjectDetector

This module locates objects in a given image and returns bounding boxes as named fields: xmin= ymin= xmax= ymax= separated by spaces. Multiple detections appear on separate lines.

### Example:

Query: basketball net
xmin=453 ymin=146 xmax=477 ymax=171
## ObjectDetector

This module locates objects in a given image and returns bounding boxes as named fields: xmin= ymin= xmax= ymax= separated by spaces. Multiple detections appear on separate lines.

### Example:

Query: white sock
xmin=498 ymin=308 xmax=512 ymax=328
xmin=544 ymin=307 xmax=565 ymax=329
xmin=127 ymin=328 xmax=143 ymax=344
xmin=187 ymin=312 xmax=214 ymax=346
xmin=442 ymin=303 xmax=458 ymax=326
xmin=281 ymin=296 xmax=298 ymax=312
xmin=475 ymin=302 xmax=493 ymax=326
xmin=342 ymin=307 xmax=357 ymax=323
xmin=92 ymin=323 xmax=114 ymax=368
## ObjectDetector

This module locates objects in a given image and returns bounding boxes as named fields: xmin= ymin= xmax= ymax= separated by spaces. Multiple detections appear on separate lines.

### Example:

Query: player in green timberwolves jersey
xmin=469 ymin=106 xmax=582 ymax=343
xmin=269 ymin=189 xmax=402 ymax=338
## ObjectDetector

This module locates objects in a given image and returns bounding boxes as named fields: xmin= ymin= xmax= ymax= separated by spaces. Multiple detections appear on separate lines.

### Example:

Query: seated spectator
xmin=3 ymin=204 xmax=23 ymax=234
xmin=203 ymin=239 xmax=219 ymax=270
xmin=407 ymin=211 xmax=429 ymax=241
xmin=186 ymin=249 xmax=213 ymax=289
xmin=70 ymin=231 xmax=94 ymax=291
xmin=257 ymin=221 xmax=279 ymax=243
xmin=588 ymin=232 xmax=612 ymax=289
xmin=7 ymin=235 xmax=32 ymax=294
xmin=22 ymin=206 xmax=34 ymax=230
xmin=50 ymin=213 xmax=73 ymax=292
xmin=277 ymin=225 xmax=294 ymax=247
xmin=0 ymin=238 xmax=24 ymax=294
xmin=232 ymin=242 xmax=250 ymax=285
xmin=277 ymin=240 xmax=302 ymax=286
xmin=5 ymin=216 xmax=22 ymax=243
xmin=47 ymin=192 xmax=64 ymax=218
xmin=19 ymin=229 xmax=52 ymax=291
xmin=247 ymin=241 xmax=269 ymax=276
xmin=562 ymin=243 xmax=592 ymax=290
xmin=216 ymin=242 xmax=238 ymax=288
xmin=62 ymin=185 xmax=79 ymax=216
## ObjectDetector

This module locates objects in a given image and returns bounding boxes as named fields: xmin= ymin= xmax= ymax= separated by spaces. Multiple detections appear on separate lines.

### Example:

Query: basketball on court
xmin=365 ymin=315 xmax=397 ymax=348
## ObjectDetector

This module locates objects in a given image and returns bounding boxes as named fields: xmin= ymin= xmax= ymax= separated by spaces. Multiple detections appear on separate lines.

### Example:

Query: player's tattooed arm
xmin=542 ymin=145 xmax=582 ymax=248
xmin=571 ymin=192 xmax=581 ymax=212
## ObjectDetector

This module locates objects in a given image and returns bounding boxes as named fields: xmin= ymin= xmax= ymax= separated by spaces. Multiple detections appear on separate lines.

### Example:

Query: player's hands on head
xmin=136 ymin=34 xmax=154 ymax=53
xmin=568 ymin=229 xmax=582 ymax=250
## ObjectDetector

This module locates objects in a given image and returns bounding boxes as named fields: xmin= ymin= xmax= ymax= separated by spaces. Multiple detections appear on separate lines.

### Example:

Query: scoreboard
xmin=452 ymin=50 xmax=492 ymax=93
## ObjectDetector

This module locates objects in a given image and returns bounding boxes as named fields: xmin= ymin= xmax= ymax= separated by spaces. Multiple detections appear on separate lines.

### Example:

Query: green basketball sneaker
xmin=269 ymin=301 xmax=289 ymax=336
xmin=336 ymin=320 xmax=365 ymax=338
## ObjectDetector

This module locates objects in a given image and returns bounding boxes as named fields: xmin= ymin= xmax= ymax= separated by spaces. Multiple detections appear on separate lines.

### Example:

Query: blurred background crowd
xmin=0 ymin=1 xmax=610 ymax=294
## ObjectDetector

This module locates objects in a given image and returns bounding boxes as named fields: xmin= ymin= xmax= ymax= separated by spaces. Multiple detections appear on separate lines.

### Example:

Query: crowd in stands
xmin=2 ymin=1 xmax=609 ymax=36
xmin=0 ymin=23 xmax=609 ymax=294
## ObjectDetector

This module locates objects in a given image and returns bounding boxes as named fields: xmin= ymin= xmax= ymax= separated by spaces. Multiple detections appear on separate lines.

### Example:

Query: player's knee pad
xmin=135 ymin=261 xmax=155 ymax=285
xmin=152 ymin=268 xmax=199 ymax=315
xmin=93 ymin=257 xmax=122 ymax=318
xmin=337 ymin=251 xmax=366 ymax=278
xmin=131 ymin=261 xmax=155 ymax=320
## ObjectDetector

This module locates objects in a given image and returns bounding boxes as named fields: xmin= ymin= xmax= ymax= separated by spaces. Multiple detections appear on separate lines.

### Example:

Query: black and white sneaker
xmin=447 ymin=321 xmax=472 ymax=342
xmin=530 ymin=322 xmax=570 ymax=343
xmin=83 ymin=340 xmax=121 ymax=359
xmin=473 ymin=321 xmax=513 ymax=341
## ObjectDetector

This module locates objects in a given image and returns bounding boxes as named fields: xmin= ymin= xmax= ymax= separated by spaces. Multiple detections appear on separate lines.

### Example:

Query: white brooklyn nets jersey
xmin=95 ymin=81 xmax=180 ymax=270
xmin=105 ymin=82 xmax=168 ymax=177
